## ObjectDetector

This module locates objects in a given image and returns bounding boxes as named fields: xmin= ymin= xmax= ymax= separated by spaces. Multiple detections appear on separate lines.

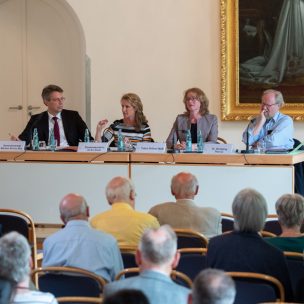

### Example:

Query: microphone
xmin=241 ymin=118 xmax=255 ymax=154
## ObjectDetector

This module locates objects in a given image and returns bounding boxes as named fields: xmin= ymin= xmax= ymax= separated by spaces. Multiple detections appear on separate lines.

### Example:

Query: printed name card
xmin=0 ymin=141 xmax=26 ymax=151
xmin=135 ymin=142 xmax=166 ymax=153
xmin=203 ymin=143 xmax=234 ymax=154
xmin=77 ymin=142 xmax=108 ymax=153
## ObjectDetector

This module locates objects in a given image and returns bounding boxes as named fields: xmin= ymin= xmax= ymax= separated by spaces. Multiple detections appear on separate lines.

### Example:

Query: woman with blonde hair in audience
xmin=265 ymin=193 xmax=304 ymax=252
xmin=166 ymin=87 xmax=218 ymax=150
xmin=95 ymin=93 xmax=152 ymax=148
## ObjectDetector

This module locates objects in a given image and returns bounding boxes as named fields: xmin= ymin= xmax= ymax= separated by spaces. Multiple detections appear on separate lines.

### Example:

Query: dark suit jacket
xmin=206 ymin=231 xmax=294 ymax=302
xmin=18 ymin=109 xmax=92 ymax=146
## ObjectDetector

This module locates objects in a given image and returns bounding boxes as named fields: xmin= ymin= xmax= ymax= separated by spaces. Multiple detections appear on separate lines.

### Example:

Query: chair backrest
xmin=0 ymin=209 xmax=38 ymax=270
xmin=220 ymin=212 xmax=234 ymax=232
xmin=173 ymin=228 xmax=208 ymax=249
xmin=226 ymin=272 xmax=285 ymax=304
xmin=260 ymin=230 xmax=276 ymax=238
xmin=119 ymin=245 xmax=137 ymax=269
xmin=283 ymin=251 xmax=304 ymax=303
xmin=176 ymin=248 xmax=207 ymax=280
xmin=115 ymin=267 xmax=192 ymax=288
xmin=32 ymin=266 xmax=106 ymax=298
xmin=56 ymin=296 xmax=103 ymax=303
xmin=264 ymin=214 xmax=282 ymax=235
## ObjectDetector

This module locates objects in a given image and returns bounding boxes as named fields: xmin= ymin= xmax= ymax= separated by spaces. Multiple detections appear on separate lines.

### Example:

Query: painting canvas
xmin=221 ymin=0 xmax=304 ymax=121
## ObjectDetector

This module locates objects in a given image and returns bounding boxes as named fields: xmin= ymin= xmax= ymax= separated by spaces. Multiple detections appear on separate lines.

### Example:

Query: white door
xmin=0 ymin=0 xmax=86 ymax=140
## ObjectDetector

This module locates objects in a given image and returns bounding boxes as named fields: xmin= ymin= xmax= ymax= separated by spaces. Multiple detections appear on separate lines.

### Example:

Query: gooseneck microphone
xmin=241 ymin=118 xmax=255 ymax=154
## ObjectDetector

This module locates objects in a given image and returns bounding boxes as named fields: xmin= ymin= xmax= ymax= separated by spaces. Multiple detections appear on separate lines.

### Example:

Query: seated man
xmin=189 ymin=269 xmax=236 ymax=304
xmin=14 ymin=84 xmax=92 ymax=147
xmin=149 ymin=172 xmax=221 ymax=238
xmin=0 ymin=232 xmax=58 ymax=303
xmin=104 ymin=225 xmax=190 ymax=304
xmin=43 ymin=193 xmax=123 ymax=282
xmin=90 ymin=176 xmax=159 ymax=246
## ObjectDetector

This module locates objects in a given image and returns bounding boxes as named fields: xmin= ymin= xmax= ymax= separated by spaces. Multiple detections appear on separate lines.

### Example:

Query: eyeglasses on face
xmin=261 ymin=102 xmax=277 ymax=108
xmin=186 ymin=96 xmax=199 ymax=101
xmin=49 ymin=97 xmax=66 ymax=102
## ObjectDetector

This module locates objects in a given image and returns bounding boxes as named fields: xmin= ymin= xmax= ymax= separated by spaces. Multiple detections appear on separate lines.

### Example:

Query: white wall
xmin=66 ymin=0 xmax=304 ymax=150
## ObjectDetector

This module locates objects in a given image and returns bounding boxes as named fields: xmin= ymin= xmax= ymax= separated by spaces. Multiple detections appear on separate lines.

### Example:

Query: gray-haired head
xmin=171 ymin=172 xmax=199 ymax=199
xmin=192 ymin=269 xmax=236 ymax=304
xmin=262 ymin=89 xmax=284 ymax=106
xmin=0 ymin=232 xmax=31 ymax=283
xmin=106 ymin=176 xmax=135 ymax=205
xmin=275 ymin=193 xmax=304 ymax=228
xmin=139 ymin=225 xmax=177 ymax=266
xmin=59 ymin=193 xmax=88 ymax=223
xmin=232 ymin=188 xmax=268 ymax=232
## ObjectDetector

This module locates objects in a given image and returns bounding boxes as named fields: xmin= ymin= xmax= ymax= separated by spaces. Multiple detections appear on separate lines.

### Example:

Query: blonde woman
xmin=95 ymin=93 xmax=152 ymax=146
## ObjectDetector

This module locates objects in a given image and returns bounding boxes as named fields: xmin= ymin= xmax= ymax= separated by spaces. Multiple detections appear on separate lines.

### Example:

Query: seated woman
xmin=95 ymin=93 xmax=152 ymax=147
xmin=166 ymin=87 xmax=218 ymax=150
xmin=265 ymin=193 xmax=304 ymax=253
xmin=206 ymin=188 xmax=293 ymax=302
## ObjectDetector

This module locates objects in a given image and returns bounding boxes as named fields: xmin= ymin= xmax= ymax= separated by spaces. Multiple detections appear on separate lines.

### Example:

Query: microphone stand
xmin=241 ymin=119 xmax=255 ymax=154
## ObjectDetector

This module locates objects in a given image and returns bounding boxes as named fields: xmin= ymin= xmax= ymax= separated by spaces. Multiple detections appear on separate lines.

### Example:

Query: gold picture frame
xmin=220 ymin=0 xmax=304 ymax=121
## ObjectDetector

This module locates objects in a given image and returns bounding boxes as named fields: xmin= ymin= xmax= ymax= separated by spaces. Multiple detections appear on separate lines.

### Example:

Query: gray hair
xmin=0 ymin=232 xmax=31 ymax=283
xmin=232 ymin=188 xmax=268 ymax=232
xmin=139 ymin=225 xmax=177 ymax=265
xmin=171 ymin=172 xmax=198 ymax=198
xmin=59 ymin=196 xmax=88 ymax=222
xmin=275 ymin=194 xmax=304 ymax=228
xmin=262 ymin=89 xmax=284 ymax=106
xmin=192 ymin=269 xmax=236 ymax=304
xmin=106 ymin=176 xmax=135 ymax=204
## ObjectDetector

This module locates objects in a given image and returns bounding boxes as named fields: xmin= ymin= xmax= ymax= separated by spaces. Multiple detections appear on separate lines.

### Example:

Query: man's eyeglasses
xmin=50 ymin=97 xmax=66 ymax=102
xmin=262 ymin=102 xmax=277 ymax=108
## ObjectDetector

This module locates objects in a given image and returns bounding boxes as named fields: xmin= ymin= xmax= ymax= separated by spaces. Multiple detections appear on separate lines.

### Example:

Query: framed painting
xmin=221 ymin=0 xmax=304 ymax=121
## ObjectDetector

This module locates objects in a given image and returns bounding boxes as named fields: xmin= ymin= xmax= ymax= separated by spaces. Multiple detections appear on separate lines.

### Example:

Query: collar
xmin=268 ymin=111 xmax=280 ymax=123
xmin=140 ymin=270 xmax=171 ymax=281
xmin=48 ymin=111 xmax=62 ymax=120
xmin=65 ymin=220 xmax=90 ymax=228
xmin=111 ymin=202 xmax=133 ymax=210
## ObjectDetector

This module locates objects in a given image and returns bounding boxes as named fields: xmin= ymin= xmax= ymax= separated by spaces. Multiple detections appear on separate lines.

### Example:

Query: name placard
xmin=77 ymin=142 xmax=108 ymax=153
xmin=0 ymin=141 xmax=26 ymax=151
xmin=135 ymin=142 xmax=166 ymax=153
xmin=203 ymin=143 xmax=234 ymax=154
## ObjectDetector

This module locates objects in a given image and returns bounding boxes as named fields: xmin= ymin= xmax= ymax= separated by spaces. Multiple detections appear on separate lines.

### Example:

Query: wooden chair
xmin=220 ymin=212 xmax=234 ymax=233
xmin=260 ymin=230 xmax=276 ymax=238
xmin=56 ymin=296 xmax=103 ymax=303
xmin=283 ymin=251 xmax=304 ymax=303
xmin=115 ymin=267 xmax=192 ymax=288
xmin=32 ymin=266 xmax=106 ymax=298
xmin=173 ymin=228 xmax=208 ymax=249
xmin=0 ymin=209 xmax=38 ymax=270
xmin=176 ymin=248 xmax=207 ymax=280
xmin=119 ymin=245 xmax=137 ymax=269
xmin=226 ymin=272 xmax=285 ymax=304
xmin=264 ymin=214 xmax=282 ymax=235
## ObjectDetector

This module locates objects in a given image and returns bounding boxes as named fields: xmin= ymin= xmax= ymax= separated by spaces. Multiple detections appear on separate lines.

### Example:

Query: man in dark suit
xmin=16 ymin=84 xmax=92 ymax=147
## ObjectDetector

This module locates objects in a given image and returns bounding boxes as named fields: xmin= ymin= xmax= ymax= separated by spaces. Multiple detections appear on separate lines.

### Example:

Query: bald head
xmin=171 ymin=172 xmax=199 ymax=199
xmin=105 ymin=176 xmax=135 ymax=206
xmin=59 ymin=193 xmax=88 ymax=223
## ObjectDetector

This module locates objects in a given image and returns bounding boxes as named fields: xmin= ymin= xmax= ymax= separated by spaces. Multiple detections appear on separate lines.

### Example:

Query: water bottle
xmin=49 ymin=128 xmax=56 ymax=151
xmin=185 ymin=129 xmax=192 ymax=152
xmin=32 ymin=128 xmax=39 ymax=151
xmin=84 ymin=128 xmax=90 ymax=143
xmin=117 ymin=129 xmax=125 ymax=152
xmin=197 ymin=130 xmax=204 ymax=153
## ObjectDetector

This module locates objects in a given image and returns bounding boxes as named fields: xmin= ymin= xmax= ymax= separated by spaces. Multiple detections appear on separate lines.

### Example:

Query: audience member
xmin=265 ymin=193 xmax=304 ymax=252
xmin=91 ymin=176 xmax=159 ymax=246
xmin=206 ymin=188 xmax=294 ymax=301
xmin=95 ymin=93 xmax=152 ymax=147
xmin=166 ymin=87 xmax=218 ymax=150
xmin=104 ymin=225 xmax=190 ymax=304
xmin=103 ymin=289 xmax=150 ymax=304
xmin=13 ymin=84 xmax=92 ymax=147
xmin=0 ymin=232 xmax=58 ymax=303
xmin=189 ymin=268 xmax=236 ymax=304
xmin=149 ymin=172 xmax=221 ymax=238
xmin=43 ymin=193 xmax=123 ymax=282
